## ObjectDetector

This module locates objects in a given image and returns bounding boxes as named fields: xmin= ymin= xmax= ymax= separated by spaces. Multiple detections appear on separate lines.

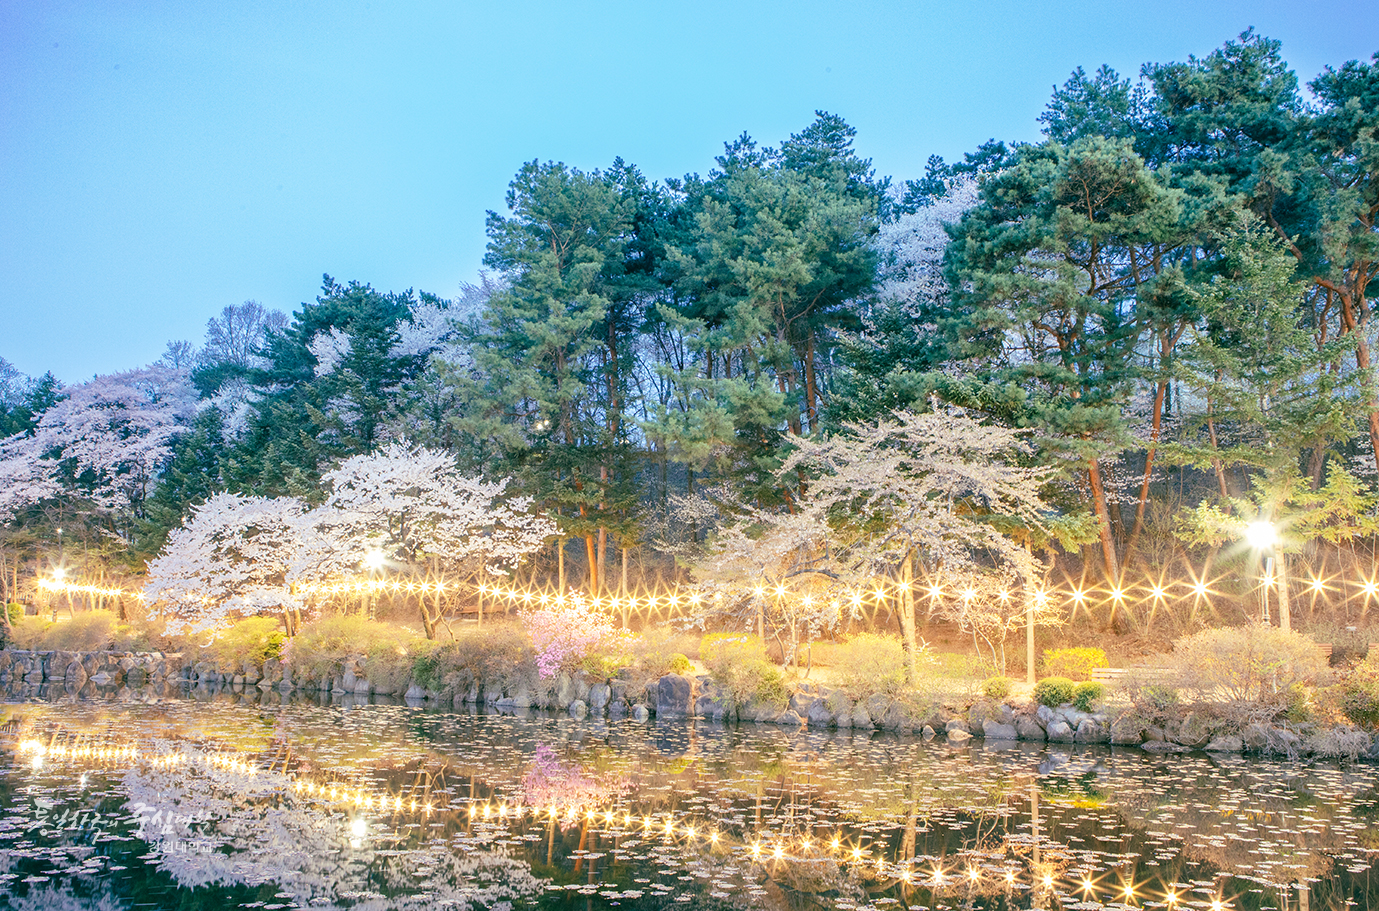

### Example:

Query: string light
xmin=9 ymin=742 xmax=1165 ymax=895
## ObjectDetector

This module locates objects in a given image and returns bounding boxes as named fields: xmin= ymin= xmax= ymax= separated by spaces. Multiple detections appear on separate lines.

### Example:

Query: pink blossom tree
xmin=0 ymin=366 xmax=197 ymax=542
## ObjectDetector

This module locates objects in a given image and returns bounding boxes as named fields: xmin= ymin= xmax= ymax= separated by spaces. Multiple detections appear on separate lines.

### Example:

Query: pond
xmin=0 ymin=691 xmax=1376 ymax=910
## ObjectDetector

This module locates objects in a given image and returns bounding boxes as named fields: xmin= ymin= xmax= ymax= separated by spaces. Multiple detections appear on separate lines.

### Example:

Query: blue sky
xmin=2 ymin=0 xmax=1374 ymax=382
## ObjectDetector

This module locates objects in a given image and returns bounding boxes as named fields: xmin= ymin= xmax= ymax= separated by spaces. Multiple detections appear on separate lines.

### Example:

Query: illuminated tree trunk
xmin=899 ymin=555 xmax=918 ymax=685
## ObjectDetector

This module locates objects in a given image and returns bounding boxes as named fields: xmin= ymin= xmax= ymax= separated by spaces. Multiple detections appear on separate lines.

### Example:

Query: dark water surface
xmin=1 ymin=691 xmax=1377 ymax=910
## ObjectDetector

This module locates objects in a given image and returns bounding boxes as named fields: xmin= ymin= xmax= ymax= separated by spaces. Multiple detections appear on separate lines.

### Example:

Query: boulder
xmin=983 ymin=719 xmax=1019 ymax=740
xmin=631 ymin=703 xmax=650 ymax=723
xmin=656 ymin=674 xmax=695 ymax=718
xmin=1142 ymin=740 xmax=1190 ymax=753
xmin=569 ymin=699 xmax=588 ymax=719
xmin=588 ymin=683 xmax=611 ymax=712
xmin=1045 ymin=720 xmax=1074 ymax=743
xmin=947 ymin=728 xmax=972 ymax=744
xmin=866 ymin=694 xmax=891 ymax=720
xmin=1205 ymin=734 xmax=1243 ymax=753
xmin=921 ymin=725 xmax=935 ymax=740
xmin=806 ymin=698 xmax=835 ymax=728
xmin=850 ymin=706 xmax=874 ymax=729
xmin=1074 ymin=719 xmax=1106 ymax=744
xmin=788 ymin=692 xmax=815 ymax=715
xmin=944 ymin=717 xmax=970 ymax=736
xmin=775 ymin=710 xmax=805 ymax=726
xmin=555 ymin=673 xmax=577 ymax=708
xmin=1036 ymin=704 xmax=1056 ymax=726
xmin=1015 ymin=715 xmax=1046 ymax=741
xmin=881 ymin=703 xmax=912 ymax=733
xmin=695 ymin=693 xmax=733 ymax=723
xmin=1172 ymin=712 xmax=1215 ymax=748
xmin=405 ymin=683 xmax=426 ymax=700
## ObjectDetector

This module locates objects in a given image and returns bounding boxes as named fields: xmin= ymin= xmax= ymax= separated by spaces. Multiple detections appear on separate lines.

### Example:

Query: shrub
xmin=42 ymin=610 xmax=119 ymax=652
xmin=110 ymin=621 xmax=159 ymax=653
xmin=1072 ymin=681 xmax=1104 ymax=712
xmin=210 ymin=617 xmax=285 ymax=669
xmin=1163 ymin=625 xmax=1327 ymax=709
xmin=1341 ymin=659 xmax=1379 ymax=728
xmin=625 ymin=628 xmax=701 ymax=685
xmin=412 ymin=621 xmax=535 ymax=692
xmin=1033 ymin=676 xmax=1076 ymax=708
xmin=818 ymin=633 xmax=909 ymax=698
xmin=290 ymin=614 xmax=421 ymax=681
xmin=7 ymin=616 xmax=51 ymax=650
xmin=982 ymin=676 xmax=1013 ymax=700
xmin=1042 ymin=647 xmax=1108 ymax=681
xmin=521 ymin=602 xmax=633 ymax=678
xmin=700 ymin=633 xmax=788 ymax=707
xmin=1131 ymin=682 xmax=1180 ymax=711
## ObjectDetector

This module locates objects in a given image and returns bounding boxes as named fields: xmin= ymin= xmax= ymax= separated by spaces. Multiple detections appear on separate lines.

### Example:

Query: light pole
xmin=364 ymin=549 xmax=385 ymax=620
xmin=1245 ymin=520 xmax=1286 ymax=630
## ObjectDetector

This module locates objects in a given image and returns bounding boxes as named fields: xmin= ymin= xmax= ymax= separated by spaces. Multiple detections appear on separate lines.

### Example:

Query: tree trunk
xmin=899 ymin=555 xmax=919 ymax=685
xmin=1125 ymin=377 xmax=1168 ymax=565
xmin=584 ymin=535 xmax=598 ymax=595
xmin=803 ymin=334 xmax=818 ymax=434
xmin=1277 ymin=550 xmax=1292 ymax=633
xmin=1087 ymin=458 xmax=1121 ymax=585
xmin=557 ymin=537 xmax=565 ymax=592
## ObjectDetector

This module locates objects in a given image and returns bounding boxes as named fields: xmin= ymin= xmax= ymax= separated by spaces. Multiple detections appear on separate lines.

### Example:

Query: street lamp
xmin=363 ymin=550 xmax=385 ymax=619
xmin=1245 ymin=519 xmax=1284 ymax=630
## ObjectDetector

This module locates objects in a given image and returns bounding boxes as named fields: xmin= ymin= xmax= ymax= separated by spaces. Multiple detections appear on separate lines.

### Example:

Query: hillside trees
xmin=652 ymin=114 xmax=880 ymax=503
xmin=942 ymin=136 xmax=1203 ymax=592
xmin=460 ymin=159 xmax=651 ymax=594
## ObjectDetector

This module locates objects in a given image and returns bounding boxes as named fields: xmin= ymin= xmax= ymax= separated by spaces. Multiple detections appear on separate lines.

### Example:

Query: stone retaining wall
xmin=4 ymin=649 xmax=1374 ymax=760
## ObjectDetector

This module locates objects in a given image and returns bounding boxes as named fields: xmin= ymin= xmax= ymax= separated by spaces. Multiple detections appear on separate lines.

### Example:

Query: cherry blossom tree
xmin=142 ymin=492 xmax=308 ymax=632
xmin=312 ymin=442 xmax=555 ymax=636
xmin=700 ymin=407 xmax=1078 ymax=680
xmin=0 ymin=366 xmax=197 ymax=541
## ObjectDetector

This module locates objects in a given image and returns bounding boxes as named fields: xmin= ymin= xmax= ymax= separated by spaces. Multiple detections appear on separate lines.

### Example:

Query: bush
xmin=1034 ymin=676 xmax=1076 ymax=708
xmin=412 ymin=620 xmax=535 ymax=693
xmin=41 ymin=610 xmax=120 ymax=652
xmin=521 ymin=602 xmax=633 ymax=678
xmin=209 ymin=617 xmax=285 ymax=669
xmin=700 ymin=633 xmax=789 ymax=707
xmin=1341 ymin=659 xmax=1379 ymax=728
xmin=1132 ymin=682 xmax=1180 ymax=711
xmin=1072 ymin=681 xmax=1104 ymax=712
xmin=624 ymin=628 xmax=701 ymax=685
xmin=817 ymin=633 xmax=908 ymax=698
xmin=7 ymin=616 xmax=51 ymax=650
xmin=982 ymin=676 xmax=1013 ymax=700
xmin=290 ymin=614 xmax=422 ymax=681
xmin=1164 ymin=625 xmax=1327 ymax=709
xmin=1042 ymin=647 xmax=1108 ymax=681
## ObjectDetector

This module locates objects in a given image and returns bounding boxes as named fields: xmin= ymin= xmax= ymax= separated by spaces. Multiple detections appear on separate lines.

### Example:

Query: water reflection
xmin=0 ymin=688 xmax=1376 ymax=909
